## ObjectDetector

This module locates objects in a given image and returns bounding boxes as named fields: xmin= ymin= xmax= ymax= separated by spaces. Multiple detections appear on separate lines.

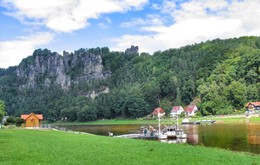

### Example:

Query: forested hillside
xmin=0 ymin=36 xmax=259 ymax=121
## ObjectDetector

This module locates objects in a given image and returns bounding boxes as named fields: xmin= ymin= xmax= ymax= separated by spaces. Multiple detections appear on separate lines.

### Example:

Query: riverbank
xmin=0 ymin=129 xmax=259 ymax=165
xmin=51 ymin=115 xmax=260 ymax=126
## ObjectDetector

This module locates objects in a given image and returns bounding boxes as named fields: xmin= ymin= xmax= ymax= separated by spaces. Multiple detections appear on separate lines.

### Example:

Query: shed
xmin=21 ymin=113 xmax=43 ymax=127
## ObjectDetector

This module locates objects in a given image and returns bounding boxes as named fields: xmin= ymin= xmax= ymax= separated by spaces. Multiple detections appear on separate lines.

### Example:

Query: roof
xmin=152 ymin=107 xmax=165 ymax=115
xmin=171 ymin=106 xmax=183 ymax=113
xmin=185 ymin=105 xmax=197 ymax=113
xmin=21 ymin=113 xmax=43 ymax=120
xmin=246 ymin=102 xmax=260 ymax=107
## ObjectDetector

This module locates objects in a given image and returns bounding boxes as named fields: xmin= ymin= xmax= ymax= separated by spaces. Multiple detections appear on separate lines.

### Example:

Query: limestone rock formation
xmin=125 ymin=45 xmax=139 ymax=55
xmin=16 ymin=49 xmax=111 ymax=90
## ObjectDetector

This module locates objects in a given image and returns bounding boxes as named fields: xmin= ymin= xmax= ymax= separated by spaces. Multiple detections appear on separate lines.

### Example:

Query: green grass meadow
xmin=0 ymin=129 xmax=259 ymax=165
xmin=53 ymin=115 xmax=259 ymax=126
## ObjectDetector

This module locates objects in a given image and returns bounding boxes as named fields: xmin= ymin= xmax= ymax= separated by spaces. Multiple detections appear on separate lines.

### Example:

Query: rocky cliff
xmin=16 ymin=49 xmax=111 ymax=90
xmin=125 ymin=45 xmax=139 ymax=55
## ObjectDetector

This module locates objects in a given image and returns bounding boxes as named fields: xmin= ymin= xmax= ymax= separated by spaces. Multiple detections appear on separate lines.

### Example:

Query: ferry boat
xmin=165 ymin=115 xmax=187 ymax=139
xmin=115 ymin=112 xmax=186 ymax=140
xmin=165 ymin=126 xmax=187 ymax=139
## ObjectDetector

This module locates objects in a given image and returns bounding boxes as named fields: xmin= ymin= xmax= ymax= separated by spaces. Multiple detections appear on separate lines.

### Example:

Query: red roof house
xmin=21 ymin=113 xmax=43 ymax=127
xmin=152 ymin=107 xmax=165 ymax=117
xmin=170 ymin=106 xmax=184 ymax=117
xmin=185 ymin=105 xmax=198 ymax=117
xmin=246 ymin=102 xmax=260 ymax=111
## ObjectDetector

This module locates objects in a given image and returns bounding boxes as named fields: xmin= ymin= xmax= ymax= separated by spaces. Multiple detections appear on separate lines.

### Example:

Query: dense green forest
xmin=0 ymin=37 xmax=259 ymax=122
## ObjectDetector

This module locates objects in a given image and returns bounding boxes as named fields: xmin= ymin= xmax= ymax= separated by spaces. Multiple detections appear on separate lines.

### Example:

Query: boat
xmin=157 ymin=112 xmax=168 ymax=140
xmin=182 ymin=118 xmax=199 ymax=124
xmin=198 ymin=120 xmax=216 ymax=124
xmin=139 ymin=111 xmax=167 ymax=140
xmin=182 ymin=118 xmax=215 ymax=125
xmin=164 ymin=126 xmax=187 ymax=139
xmin=165 ymin=115 xmax=187 ymax=139
xmin=115 ymin=112 xmax=186 ymax=140
xmin=165 ymin=126 xmax=177 ymax=138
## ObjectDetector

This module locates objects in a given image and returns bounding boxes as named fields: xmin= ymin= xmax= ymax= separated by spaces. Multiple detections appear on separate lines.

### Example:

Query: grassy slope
xmin=0 ymin=129 xmax=259 ymax=165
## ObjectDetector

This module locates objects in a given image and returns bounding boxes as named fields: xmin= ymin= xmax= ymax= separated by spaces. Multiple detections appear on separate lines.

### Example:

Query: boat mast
xmin=158 ymin=112 xmax=161 ymax=135
xmin=176 ymin=114 xmax=178 ymax=129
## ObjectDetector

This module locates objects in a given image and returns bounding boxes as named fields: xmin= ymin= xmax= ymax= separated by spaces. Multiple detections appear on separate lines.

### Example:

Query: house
xmin=185 ymin=105 xmax=198 ymax=117
xmin=170 ymin=106 xmax=184 ymax=117
xmin=21 ymin=113 xmax=43 ymax=127
xmin=246 ymin=102 xmax=260 ymax=113
xmin=152 ymin=107 xmax=165 ymax=117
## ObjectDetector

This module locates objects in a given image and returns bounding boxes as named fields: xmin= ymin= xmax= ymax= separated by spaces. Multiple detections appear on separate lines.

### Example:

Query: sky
xmin=1 ymin=0 xmax=260 ymax=68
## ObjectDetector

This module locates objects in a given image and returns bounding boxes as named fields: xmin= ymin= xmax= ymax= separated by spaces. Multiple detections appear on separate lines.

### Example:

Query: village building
xmin=21 ymin=113 xmax=43 ymax=127
xmin=185 ymin=105 xmax=198 ymax=117
xmin=170 ymin=106 xmax=184 ymax=117
xmin=152 ymin=107 xmax=165 ymax=117
xmin=246 ymin=102 xmax=260 ymax=114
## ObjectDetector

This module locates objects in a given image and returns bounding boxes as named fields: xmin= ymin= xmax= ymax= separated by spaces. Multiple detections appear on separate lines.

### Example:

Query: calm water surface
xmin=65 ymin=123 xmax=260 ymax=154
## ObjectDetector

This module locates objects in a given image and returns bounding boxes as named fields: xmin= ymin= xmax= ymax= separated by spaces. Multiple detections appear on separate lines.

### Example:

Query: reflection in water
xmin=66 ymin=124 xmax=148 ymax=136
xmin=66 ymin=123 xmax=260 ymax=154
xmin=247 ymin=123 xmax=260 ymax=145
xmin=160 ymin=138 xmax=187 ymax=144
xmin=183 ymin=125 xmax=199 ymax=144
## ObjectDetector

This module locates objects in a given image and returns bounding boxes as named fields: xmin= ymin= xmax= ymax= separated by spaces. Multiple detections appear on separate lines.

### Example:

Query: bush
xmin=180 ymin=111 xmax=186 ymax=118
xmin=4 ymin=116 xmax=16 ymax=125
xmin=195 ymin=111 xmax=203 ymax=117
xmin=15 ymin=117 xmax=24 ymax=126
xmin=4 ymin=116 xmax=24 ymax=126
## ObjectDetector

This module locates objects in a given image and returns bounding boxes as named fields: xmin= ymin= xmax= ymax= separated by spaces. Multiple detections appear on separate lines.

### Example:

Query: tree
xmin=142 ymin=82 xmax=160 ymax=110
xmin=225 ymin=81 xmax=247 ymax=109
xmin=95 ymin=94 xmax=112 ymax=119
xmin=1 ymin=37 xmax=260 ymax=119
xmin=77 ymin=105 xmax=97 ymax=122
xmin=0 ymin=100 xmax=6 ymax=120
xmin=123 ymin=93 xmax=149 ymax=118
xmin=60 ymin=107 xmax=77 ymax=122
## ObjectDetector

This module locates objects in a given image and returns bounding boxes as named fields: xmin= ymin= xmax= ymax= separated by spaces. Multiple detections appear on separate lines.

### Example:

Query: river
xmin=65 ymin=122 xmax=260 ymax=154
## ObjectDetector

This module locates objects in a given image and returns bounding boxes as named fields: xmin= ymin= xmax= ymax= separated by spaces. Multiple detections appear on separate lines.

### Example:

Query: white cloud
xmin=2 ymin=0 xmax=148 ymax=33
xmin=160 ymin=0 xmax=176 ymax=14
xmin=98 ymin=17 xmax=112 ymax=29
xmin=0 ymin=32 xmax=54 ymax=68
xmin=0 ymin=0 xmax=148 ymax=68
xmin=120 ymin=14 xmax=164 ymax=28
xmin=112 ymin=0 xmax=260 ymax=54
xmin=111 ymin=34 xmax=170 ymax=53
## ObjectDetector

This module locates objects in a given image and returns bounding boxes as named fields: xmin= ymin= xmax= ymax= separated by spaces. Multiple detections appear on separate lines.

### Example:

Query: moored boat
xmin=165 ymin=126 xmax=187 ymax=139
xmin=182 ymin=118 xmax=215 ymax=125
xmin=166 ymin=114 xmax=187 ymax=139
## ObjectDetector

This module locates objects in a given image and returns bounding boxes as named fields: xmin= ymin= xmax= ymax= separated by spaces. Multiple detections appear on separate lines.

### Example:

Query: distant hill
xmin=0 ymin=37 xmax=259 ymax=121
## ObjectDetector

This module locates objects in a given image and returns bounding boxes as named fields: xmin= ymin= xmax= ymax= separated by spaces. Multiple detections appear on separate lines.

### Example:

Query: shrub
xmin=15 ymin=117 xmax=24 ymax=126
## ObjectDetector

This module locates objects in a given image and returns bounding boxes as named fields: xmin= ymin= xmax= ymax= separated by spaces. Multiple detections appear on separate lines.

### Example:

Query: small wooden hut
xmin=21 ymin=113 xmax=43 ymax=127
